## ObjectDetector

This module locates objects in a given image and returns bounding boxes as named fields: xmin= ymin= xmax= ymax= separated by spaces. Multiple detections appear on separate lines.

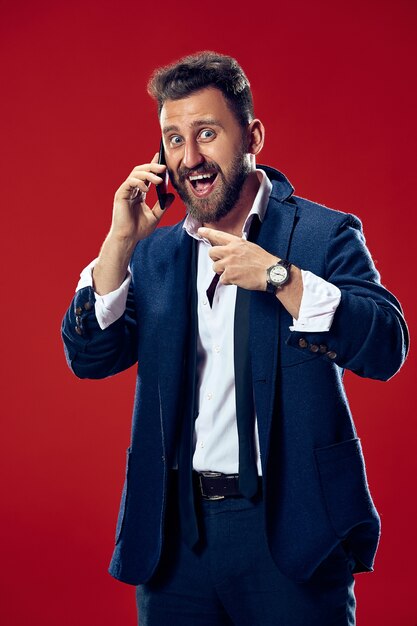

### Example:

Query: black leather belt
xmin=194 ymin=471 xmax=261 ymax=500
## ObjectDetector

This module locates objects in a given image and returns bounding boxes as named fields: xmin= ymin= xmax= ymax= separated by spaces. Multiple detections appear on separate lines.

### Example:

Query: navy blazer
xmin=62 ymin=166 xmax=409 ymax=585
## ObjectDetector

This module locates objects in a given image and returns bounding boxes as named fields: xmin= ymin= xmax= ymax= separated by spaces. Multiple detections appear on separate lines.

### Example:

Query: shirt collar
xmin=183 ymin=169 xmax=273 ymax=242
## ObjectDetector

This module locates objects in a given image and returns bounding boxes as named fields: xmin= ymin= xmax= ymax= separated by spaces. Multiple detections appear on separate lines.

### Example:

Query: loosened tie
xmin=206 ymin=273 xmax=220 ymax=308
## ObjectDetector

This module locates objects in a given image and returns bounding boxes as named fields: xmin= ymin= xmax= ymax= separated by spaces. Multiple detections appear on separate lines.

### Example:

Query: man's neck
xmin=203 ymin=170 xmax=261 ymax=237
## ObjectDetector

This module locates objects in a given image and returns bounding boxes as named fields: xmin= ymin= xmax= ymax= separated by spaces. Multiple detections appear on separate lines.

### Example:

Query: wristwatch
xmin=266 ymin=259 xmax=292 ymax=293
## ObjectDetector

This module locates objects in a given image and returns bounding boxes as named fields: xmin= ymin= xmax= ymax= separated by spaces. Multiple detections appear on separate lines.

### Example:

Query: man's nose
xmin=182 ymin=140 xmax=204 ymax=170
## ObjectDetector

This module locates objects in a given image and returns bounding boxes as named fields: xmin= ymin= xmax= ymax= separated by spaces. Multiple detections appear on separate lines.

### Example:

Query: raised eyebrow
xmin=162 ymin=119 xmax=224 ymax=135
xmin=162 ymin=124 xmax=180 ymax=135
xmin=190 ymin=118 xmax=224 ymax=130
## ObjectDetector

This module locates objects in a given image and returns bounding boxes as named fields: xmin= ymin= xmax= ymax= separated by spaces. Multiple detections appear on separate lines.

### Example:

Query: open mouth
xmin=188 ymin=172 xmax=218 ymax=197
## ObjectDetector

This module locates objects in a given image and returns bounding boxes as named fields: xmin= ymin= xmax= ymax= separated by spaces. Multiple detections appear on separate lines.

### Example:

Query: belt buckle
xmin=199 ymin=471 xmax=225 ymax=500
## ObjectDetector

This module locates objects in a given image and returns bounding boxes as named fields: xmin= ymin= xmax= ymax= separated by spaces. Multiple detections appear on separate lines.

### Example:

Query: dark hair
xmin=147 ymin=51 xmax=254 ymax=128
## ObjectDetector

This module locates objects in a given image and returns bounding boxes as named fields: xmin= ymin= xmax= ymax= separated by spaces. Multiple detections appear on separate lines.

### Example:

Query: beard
xmin=168 ymin=146 xmax=252 ymax=223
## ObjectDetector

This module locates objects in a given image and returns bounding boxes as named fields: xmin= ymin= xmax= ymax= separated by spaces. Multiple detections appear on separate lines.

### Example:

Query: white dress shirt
xmin=76 ymin=170 xmax=341 ymax=475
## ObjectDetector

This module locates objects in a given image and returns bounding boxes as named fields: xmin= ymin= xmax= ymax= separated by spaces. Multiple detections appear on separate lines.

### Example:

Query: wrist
xmin=266 ymin=258 xmax=292 ymax=293
xmin=105 ymin=230 xmax=138 ymax=257
xmin=93 ymin=233 xmax=136 ymax=296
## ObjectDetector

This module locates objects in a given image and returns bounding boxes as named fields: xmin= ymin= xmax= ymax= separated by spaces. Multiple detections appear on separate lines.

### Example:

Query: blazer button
xmin=298 ymin=338 xmax=308 ymax=348
xmin=326 ymin=350 xmax=337 ymax=360
xmin=84 ymin=301 xmax=92 ymax=311
xmin=319 ymin=344 xmax=328 ymax=353
xmin=309 ymin=344 xmax=319 ymax=352
xmin=75 ymin=306 xmax=82 ymax=315
xmin=75 ymin=326 xmax=83 ymax=335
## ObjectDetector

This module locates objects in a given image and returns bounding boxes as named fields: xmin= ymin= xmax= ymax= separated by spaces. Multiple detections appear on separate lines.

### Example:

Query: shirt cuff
xmin=76 ymin=259 xmax=132 ymax=330
xmin=289 ymin=270 xmax=341 ymax=332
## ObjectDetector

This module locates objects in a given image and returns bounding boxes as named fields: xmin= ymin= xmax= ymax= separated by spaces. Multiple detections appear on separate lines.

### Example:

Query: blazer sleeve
xmin=61 ymin=281 xmax=138 ymax=379
xmin=286 ymin=213 xmax=409 ymax=380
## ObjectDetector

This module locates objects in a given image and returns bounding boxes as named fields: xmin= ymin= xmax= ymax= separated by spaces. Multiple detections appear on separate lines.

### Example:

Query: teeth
xmin=189 ymin=173 xmax=215 ymax=181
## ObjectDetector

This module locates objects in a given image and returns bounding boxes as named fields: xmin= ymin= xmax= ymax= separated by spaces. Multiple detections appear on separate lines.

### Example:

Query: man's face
xmin=160 ymin=87 xmax=252 ymax=223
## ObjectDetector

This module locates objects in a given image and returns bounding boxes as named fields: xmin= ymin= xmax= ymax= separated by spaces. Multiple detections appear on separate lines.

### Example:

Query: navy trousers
xmin=136 ymin=481 xmax=356 ymax=625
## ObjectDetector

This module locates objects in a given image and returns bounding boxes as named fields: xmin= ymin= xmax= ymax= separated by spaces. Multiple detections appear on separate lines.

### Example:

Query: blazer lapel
xmin=250 ymin=192 xmax=297 ymax=471
xmin=156 ymin=226 xmax=196 ymax=461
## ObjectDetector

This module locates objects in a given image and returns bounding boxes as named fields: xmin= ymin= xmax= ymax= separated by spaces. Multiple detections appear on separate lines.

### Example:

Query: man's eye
xmin=169 ymin=135 xmax=183 ymax=146
xmin=199 ymin=129 xmax=215 ymax=140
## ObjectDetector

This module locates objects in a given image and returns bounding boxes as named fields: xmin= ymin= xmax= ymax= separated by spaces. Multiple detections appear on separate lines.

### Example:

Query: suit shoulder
xmin=275 ymin=194 xmax=366 ymax=270
xmin=290 ymin=194 xmax=362 ymax=232
xmin=265 ymin=165 xmax=362 ymax=232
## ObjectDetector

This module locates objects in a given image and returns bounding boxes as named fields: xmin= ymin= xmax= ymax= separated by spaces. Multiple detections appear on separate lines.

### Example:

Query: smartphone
xmin=156 ymin=139 xmax=168 ymax=209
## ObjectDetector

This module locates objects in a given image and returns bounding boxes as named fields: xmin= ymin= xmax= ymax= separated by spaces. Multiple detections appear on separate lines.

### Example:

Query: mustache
xmin=177 ymin=161 xmax=221 ymax=183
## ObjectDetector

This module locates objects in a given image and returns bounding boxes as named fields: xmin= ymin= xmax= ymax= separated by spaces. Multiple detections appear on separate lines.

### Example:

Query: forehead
xmin=160 ymin=87 xmax=238 ymax=133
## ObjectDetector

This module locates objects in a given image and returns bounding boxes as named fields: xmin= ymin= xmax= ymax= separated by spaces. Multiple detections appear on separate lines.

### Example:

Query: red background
xmin=1 ymin=1 xmax=416 ymax=624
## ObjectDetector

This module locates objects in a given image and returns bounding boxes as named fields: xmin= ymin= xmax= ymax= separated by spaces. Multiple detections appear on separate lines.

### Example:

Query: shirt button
xmin=207 ymin=392 xmax=213 ymax=400
xmin=202 ymin=298 xmax=208 ymax=306
xmin=200 ymin=441 xmax=204 ymax=448
xmin=214 ymin=345 xmax=220 ymax=353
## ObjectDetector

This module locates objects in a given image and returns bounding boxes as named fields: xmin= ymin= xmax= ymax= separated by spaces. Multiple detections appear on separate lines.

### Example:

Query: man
xmin=62 ymin=51 xmax=408 ymax=625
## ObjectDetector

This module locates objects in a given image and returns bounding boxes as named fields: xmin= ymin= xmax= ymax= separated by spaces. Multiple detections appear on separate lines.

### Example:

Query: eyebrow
xmin=162 ymin=118 xmax=225 ymax=135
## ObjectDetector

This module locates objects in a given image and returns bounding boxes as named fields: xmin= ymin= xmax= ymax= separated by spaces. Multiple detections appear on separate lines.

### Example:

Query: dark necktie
xmin=234 ymin=216 xmax=261 ymax=498
xmin=234 ymin=285 xmax=259 ymax=498
xmin=206 ymin=220 xmax=259 ymax=497
xmin=206 ymin=273 xmax=220 ymax=307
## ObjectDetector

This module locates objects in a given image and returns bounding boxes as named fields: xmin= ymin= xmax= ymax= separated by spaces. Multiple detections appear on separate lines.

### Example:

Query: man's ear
xmin=246 ymin=119 xmax=265 ymax=156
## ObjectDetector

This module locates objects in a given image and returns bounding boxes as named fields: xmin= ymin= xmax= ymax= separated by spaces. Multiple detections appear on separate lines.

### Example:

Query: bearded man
xmin=62 ymin=51 xmax=408 ymax=626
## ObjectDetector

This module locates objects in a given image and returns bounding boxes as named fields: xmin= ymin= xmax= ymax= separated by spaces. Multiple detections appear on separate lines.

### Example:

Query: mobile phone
xmin=156 ymin=139 xmax=168 ymax=209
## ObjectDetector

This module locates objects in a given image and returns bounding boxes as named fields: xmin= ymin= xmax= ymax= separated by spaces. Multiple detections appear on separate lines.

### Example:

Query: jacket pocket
xmin=279 ymin=348 xmax=319 ymax=368
xmin=115 ymin=447 xmax=132 ymax=544
xmin=315 ymin=438 xmax=378 ymax=538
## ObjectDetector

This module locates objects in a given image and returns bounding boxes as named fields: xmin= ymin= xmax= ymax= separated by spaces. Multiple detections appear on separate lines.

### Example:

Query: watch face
xmin=269 ymin=264 xmax=288 ymax=285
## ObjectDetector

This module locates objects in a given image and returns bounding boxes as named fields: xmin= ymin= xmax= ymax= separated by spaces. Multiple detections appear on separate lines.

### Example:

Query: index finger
xmin=149 ymin=152 xmax=166 ymax=172
xmin=198 ymin=227 xmax=241 ymax=245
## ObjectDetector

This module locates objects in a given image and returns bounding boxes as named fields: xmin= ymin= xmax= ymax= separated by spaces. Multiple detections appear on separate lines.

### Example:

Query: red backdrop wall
xmin=1 ymin=1 xmax=415 ymax=624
